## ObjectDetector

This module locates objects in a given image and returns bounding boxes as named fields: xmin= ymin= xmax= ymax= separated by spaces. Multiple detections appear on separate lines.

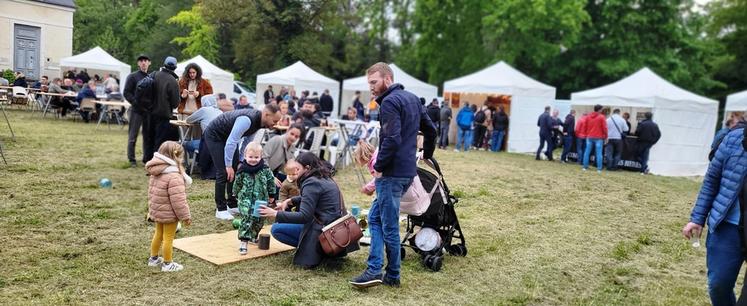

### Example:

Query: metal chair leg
xmin=1 ymin=105 xmax=15 ymax=141
xmin=0 ymin=141 xmax=7 ymax=165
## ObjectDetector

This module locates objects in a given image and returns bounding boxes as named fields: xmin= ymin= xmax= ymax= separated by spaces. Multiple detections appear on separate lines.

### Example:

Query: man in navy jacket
xmin=536 ymin=106 xmax=555 ymax=160
xmin=350 ymin=62 xmax=436 ymax=289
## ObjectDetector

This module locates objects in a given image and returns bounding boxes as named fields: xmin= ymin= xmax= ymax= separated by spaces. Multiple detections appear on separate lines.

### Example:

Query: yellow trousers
xmin=150 ymin=222 xmax=178 ymax=262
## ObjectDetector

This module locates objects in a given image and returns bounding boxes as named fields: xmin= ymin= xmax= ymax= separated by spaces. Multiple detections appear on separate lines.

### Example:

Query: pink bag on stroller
xmin=400 ymin=172 xmax=443 ymax=216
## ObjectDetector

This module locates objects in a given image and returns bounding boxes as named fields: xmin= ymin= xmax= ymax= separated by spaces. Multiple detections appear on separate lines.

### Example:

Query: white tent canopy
xmin=725 ymin=89 xmax=747 ymax=113
xmin=571 ymin=67 xmax=718 ymax=176
xmin=341 ymin=63 xmax=438 ymax=116
xmin=256 ymin=61 xmax=340 ymax=115
xmin=443 ymin=61 xmax=557 ymax=153
xmin=175 ymin=55 xmax=234 ymax=99
xmin=59 ymin=46 xmax=130 ymax=88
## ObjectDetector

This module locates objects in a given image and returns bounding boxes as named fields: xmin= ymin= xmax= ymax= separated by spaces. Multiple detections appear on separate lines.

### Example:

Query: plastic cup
xmin=253 ymin=200 xmax=267 ymax=218
xmin=351 ymin=205 xmax=360 ymax=218
xmin=690 ymin=231 xmax=701 ymax=248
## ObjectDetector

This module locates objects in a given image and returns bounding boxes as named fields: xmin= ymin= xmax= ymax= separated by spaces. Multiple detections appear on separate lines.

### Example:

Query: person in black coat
xmin=426 ymin=98 xmax=441 ymax=133
xmin=260 ymin=152 xmax=358 ymax=268
xmin=634 ymin=112 xmax=661 ymax=174
xmin=319 ymin=89 xmax=334 ymax=117
xmin=536 ymin=106 xmax=555 ymax=160
xmin=142 ymin=56 xmax=180 ymax=162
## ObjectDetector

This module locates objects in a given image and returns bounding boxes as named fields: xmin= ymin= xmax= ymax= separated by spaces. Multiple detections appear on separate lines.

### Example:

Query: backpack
xmin=133 ymin=72 xmax=157 ymax=113
xmin=474 ymin=110 xmax=486 ymax=124
xmin=456 ymin=109 xmax=473 ymax=129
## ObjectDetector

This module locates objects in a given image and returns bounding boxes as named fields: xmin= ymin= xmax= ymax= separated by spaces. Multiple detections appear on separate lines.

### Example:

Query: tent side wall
xmin=506 ymin=95 xmax=555 ymax=153
xmin=648 ymin=98 xmax=718 ymax=176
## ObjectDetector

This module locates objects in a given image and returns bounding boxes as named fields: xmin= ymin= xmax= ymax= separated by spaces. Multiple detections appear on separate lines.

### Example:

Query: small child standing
xmin=146 ymin=141 xmax=192 ymax=272
xmin=353 ymin=140 xmax=377 ymax=196
xmin=233 ymin=142 xmax=276 ymax=255
xmin=279 ymin=160 xmax=301 ymax=202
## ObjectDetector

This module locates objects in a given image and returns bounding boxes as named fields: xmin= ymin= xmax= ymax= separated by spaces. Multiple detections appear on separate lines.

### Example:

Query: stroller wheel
xmin=424 ymin=255 xmax=442 ymax=272
xmin=431 ymin=256 xmax=443 ymax=272
xmin=447 ymin=244 xmax=468 ymax=257
xmin=400 ymin=246 xmax=406 ymax=260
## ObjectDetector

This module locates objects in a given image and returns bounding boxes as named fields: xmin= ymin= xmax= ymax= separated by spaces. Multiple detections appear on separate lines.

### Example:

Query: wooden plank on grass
xmin=172 ymin=226 xmax=295 ymax=265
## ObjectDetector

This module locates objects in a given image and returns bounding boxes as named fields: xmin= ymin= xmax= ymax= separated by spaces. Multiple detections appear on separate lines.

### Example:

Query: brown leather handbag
xmin=317 ymin=184 xmax=362 ymax=256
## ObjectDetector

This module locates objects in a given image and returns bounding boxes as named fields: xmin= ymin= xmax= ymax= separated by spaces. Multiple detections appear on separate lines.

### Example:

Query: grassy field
xmin=0 ymin=109 xmax=729 ymax=305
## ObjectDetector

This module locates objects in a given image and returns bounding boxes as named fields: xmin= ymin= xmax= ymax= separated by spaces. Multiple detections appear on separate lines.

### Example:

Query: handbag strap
xmin=612 ymin=117 xmax=623 ymax=135
xmin=314 ymin=178 xmax=347 ymax=225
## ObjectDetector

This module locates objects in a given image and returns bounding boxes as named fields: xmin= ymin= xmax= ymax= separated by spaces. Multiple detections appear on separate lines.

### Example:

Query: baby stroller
xmin=400 ymin=158 xmax=466 ymax=272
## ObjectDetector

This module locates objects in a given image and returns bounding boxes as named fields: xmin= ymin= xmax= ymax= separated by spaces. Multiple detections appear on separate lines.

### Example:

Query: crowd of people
xmin=530 ymin=104 xmax=661 ymax=174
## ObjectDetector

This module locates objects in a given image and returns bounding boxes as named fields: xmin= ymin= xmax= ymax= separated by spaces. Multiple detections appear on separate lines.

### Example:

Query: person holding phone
xmin=178 ymin=63 xmax=213 ymax=114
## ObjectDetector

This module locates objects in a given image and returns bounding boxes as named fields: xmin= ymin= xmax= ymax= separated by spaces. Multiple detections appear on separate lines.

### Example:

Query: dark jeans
xmin=638 ymin=142 xmax=653 ymax=173
xmin=439 ymin=123 xmax=450 ymax=148
xmin=706 ymin=223 xmax=744 ymax=306
xmin=576 ymin=137 xmax=586 ymax=165
xmin=366 ymin=176 xmax=412 ymax=280
xmin=205 ymin=132 xmax=240 ymax=211
xmin=473 ymin=125 xmax=487 ymax=148
xmin=271 ymin=223 xmax=304 ymax=247
xmin=536 ymin=133 xmax=554 ymax=160
xmin=561 ymin=135 xmax=574 ymax=161
xmin=491 ymin=130 xmax=505 ymax=152
xmin=142 ymin=114 xmax=172 ymax=163
xmin=197 ymin=136 xmax=215 ymax=179
xmin=127 ymin=109 xmax=144 ymax=163
xmin=605 ymin=139 xmax=623 ymax=170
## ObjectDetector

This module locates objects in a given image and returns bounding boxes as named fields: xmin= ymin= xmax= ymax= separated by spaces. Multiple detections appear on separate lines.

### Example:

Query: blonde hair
xmin=353 ymin=141 xmax=375 ymax=166
xmin=366 ymin=62 xmax=393 ymax=79
xmin=284 ymin=159 xmax=300 ymax=174
xmin=158 ymin=141 xmax=185 ymax=174
xmin=245 ymin=141 xmax=263 ymax=154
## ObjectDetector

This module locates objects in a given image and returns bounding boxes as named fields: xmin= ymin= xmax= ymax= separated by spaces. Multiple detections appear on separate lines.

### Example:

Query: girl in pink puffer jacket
xmin=145 ymin=141 xmax=192 ymax=272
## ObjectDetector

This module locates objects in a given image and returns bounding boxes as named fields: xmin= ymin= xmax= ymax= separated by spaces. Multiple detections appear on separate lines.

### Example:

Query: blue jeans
xmin=366 ymin=176 xmax=412 ymax=279
xmin=576 ymin=137 xmax=586 ymax=165
xmin=561 ymin=135 xmax=573 ymax=161
xmin=439 ymin=123 xmax=450 ymax=148
xmin=491 ymin=130 xmax=505 ymax=152
xmin=706 ymin=223 xmax=744 ymax=306
xmin=638 ymin=143 xmax=653 ymax=173
xmin=271 ymin=223 xmax=304 ymax=247
xmin=583 ymin=138 xmax=604 ymax=170
xmin=456 ymin=127 xmax=470 ymax=151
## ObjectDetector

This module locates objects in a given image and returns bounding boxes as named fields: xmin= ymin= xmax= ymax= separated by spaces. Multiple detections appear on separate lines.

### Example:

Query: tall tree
xmin=707 ymin=0 xmax=747 ymax=95
xmin=167 ymin=4 xmax=220 ymax=63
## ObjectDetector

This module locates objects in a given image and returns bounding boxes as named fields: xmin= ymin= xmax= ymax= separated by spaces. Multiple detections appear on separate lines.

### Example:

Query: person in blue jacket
xmin=535 ymin=106 xmax=555 ymax=161
xmin=683 ymin=125 xmax=747 ymax=306
xmin=349 ymin=62 xmax=436 ymax=289
xmin=454 ymin=103 xmax=474 ymax=152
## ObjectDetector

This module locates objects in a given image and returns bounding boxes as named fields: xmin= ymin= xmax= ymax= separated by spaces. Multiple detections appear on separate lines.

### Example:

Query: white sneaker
xmin=216 ymin=210 xmax=234 ymax=221
xmin=582 ymin=168 xmax=587 ymax=171
xmin=147 ymin=256 xmax=163 ymax=267
xmin=239 ymin=241 xmax=248 ymax=255
xmin=161 ymin=262 xmax=184 ymax=272
xmin=228 ymin=207 xmax=240 ymax=216
xmin=454 ymin=149 xmax=459 ymax=152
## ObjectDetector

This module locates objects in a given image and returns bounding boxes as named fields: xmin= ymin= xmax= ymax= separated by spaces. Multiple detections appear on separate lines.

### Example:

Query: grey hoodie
xmin=186 ymin=94 xmax=223 ymax=131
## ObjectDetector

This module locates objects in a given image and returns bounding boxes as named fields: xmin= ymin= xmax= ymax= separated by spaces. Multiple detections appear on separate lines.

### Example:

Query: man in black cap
xmin=142 ymin=56 xmax=180 ymax=162
xmin=123 ymin=54 xmax=151 ymax=168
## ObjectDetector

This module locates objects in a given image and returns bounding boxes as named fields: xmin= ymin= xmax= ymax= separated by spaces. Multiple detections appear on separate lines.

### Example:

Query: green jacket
xmin=233 ymin=167 xmax=276 ymax=206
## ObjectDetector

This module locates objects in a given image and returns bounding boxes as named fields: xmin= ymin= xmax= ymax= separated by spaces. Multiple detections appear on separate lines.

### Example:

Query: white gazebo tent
xmin=443 ymin=61 xmax=556 ymax=153
xmin=725 ymin=90 xmax=747 ymax=122
xmin=59 ymin=46 xmax=130 ymax=90
xmin=571 ymin=67 xmax=718 ymax=176
xmin=175 ymin=55 xmax=234 ymax=99
xmin=256 ymin=61 xmax=340 ymax=115
xmin=341 ymin=63 xmax=438 ymax=116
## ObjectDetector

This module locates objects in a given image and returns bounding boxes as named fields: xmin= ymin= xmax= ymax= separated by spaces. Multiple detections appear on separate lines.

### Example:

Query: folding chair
xmin=299 ymin=127 xmax=326 ymax=157
xmin=77 ymin=98 xmax=96 ymax=122
xmin=10 ymin=86 xmax=28 ymax=109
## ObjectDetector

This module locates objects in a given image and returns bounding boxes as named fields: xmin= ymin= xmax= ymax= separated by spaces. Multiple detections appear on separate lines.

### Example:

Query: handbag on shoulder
xmin=317 ymin=182 xmax=362 ymax=256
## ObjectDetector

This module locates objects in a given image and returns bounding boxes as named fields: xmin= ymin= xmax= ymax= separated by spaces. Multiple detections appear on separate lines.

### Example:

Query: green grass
xmin=0 ymin=109 xmax=727 ymax=305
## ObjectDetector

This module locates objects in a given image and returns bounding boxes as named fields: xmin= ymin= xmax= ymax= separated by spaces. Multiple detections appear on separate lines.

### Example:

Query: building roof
xmin=29 ymin=0 xmax=76 ymax=9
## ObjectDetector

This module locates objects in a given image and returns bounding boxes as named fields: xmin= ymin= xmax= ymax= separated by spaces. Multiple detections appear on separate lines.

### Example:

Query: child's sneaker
xmin=147 ymin=256 xmax=163 ymax=267
xmin=239 ymin=241 xmax=248 ymax=255
xmin=161 ymin=262 xmax=184 ymax=272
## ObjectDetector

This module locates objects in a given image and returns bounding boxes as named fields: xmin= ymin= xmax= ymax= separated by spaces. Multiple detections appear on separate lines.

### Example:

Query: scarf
xmin=237 ymin=159 xmax=268 ymax=175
